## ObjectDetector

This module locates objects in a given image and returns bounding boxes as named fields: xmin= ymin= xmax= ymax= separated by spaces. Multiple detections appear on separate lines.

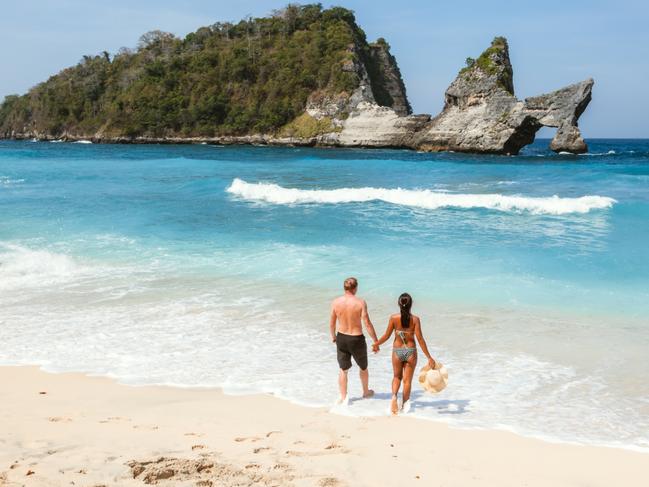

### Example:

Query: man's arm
xmin=361 ymin=300 xmax=378 ymax=343
xmin=330 ymin=302 xmax=337 ymax=342
xmin=373 ymin=317 xmax=394 ymax=352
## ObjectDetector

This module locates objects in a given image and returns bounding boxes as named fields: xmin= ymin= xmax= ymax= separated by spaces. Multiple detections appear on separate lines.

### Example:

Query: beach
xmin=1 ymin=366 xmax=646 ymax=487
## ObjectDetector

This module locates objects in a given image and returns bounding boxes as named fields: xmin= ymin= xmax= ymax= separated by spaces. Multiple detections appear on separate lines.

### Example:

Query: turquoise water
xmin=1 ymin=139 xmax=648 ymax=449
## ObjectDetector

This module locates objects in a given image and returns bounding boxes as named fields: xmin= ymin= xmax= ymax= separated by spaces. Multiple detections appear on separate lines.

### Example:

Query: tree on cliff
xmin=0 ymin=4 xmax=383 ymax=139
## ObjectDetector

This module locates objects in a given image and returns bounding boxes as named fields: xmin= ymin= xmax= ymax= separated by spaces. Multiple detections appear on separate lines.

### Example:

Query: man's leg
xmin=353 ymin=336 xmax=373 ymax=398
xmin=336 ymin=337 xmax=352 ymax=403
xmin=338 ymin=368 xmax=349 ymax=403
xmin=359 ymin=367 xmax=374 ymax=398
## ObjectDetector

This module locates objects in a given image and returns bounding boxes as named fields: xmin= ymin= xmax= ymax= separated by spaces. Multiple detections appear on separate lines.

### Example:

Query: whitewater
xmin=1 ymin=139 xmax=648 ymax=451
xmin=226 ymin=178 xmax=616 ymax=214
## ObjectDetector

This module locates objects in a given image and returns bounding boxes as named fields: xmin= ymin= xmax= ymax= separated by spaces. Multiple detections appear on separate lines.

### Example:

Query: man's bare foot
xmin=336 ymin=395 xmax=349 ymax=406
xmin=362 ymin=389 xmax=374 ymax=399
xmin=390 ymin=395 xmax=399 ymax=415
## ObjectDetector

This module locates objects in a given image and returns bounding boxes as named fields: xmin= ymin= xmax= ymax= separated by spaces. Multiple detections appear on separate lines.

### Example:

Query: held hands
xmin=372 ymin=342 xmax=380 ymax=353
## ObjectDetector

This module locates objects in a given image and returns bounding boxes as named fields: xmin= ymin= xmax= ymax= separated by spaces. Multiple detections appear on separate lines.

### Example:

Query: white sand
xmin=0 ymin=366 xmax=646 ymax=486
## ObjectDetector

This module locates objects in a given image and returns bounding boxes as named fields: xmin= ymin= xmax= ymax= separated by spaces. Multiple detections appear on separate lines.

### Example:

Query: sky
xmin=1 ymin=0 xmax=647 ymax=138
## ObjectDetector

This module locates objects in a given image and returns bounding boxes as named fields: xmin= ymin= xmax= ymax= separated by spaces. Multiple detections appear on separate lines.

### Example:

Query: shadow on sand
xmin=348 ymin=391 xmax=470 ymax=415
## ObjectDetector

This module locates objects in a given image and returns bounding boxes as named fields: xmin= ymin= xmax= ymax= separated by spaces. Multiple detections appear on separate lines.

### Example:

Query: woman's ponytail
xmin=398 ymin=293 xmax=412 ymax=328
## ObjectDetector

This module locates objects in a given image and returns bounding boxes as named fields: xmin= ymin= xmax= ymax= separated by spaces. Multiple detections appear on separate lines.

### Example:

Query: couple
xmin=330 ymin=277 xmax=436 ymax=414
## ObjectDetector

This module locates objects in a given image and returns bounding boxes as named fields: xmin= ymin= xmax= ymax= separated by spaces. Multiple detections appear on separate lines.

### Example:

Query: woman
xmin=373 ymin=293 xmax=436 ymax=414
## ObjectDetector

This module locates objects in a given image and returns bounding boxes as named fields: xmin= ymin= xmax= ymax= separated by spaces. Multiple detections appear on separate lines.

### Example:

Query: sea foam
xmin=226 ymin=178 xmax=616 ymax=215
xmin=0 ymin=244 xmax=85 ymax=291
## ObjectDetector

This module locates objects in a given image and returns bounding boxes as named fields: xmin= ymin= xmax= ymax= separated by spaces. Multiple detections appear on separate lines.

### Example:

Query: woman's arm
xmin=415 ymin=317 xmax=436 ymax=368
xmin=373 ymin=317 xmax=395 ymax=351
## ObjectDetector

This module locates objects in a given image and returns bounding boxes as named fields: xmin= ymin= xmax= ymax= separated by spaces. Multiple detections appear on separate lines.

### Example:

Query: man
xmin=330 ymin=277 xmax=379 ymax=404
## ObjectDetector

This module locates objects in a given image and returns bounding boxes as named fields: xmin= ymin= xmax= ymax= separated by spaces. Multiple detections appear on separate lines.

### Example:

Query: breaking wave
xmin=0 ymin=244 xmax=87 ymax=291
xmin=226 ymin=178 xmax=616 ymax=215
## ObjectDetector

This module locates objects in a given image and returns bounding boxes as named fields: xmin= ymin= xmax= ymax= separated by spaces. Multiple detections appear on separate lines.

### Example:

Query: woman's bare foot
xmin=362 ymin=389 xmax=375 ymax=399
xmin=401 ymin=399 xmax=411 ymax=414
xmin=336 ymin=395 xmax=349 ymax=406
xmin=390 ymin=395 xmax=399 ymax=415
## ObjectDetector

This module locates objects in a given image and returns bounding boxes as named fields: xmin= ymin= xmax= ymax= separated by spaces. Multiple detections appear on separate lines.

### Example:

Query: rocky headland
xmin=0 ymin=5 xmax=593 ymax=154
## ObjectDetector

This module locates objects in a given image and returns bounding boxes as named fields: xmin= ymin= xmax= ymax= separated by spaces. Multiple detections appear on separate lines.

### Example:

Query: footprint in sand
xmin=325 ymin=442 xmax=343 ymax=450
xmin=48 ymin=416 xmax=71 ymax=423
xmin=100 ymin=416 xmax=131 ymax=424
xmin=252 ymin=447 xmax=271 ymax=454
xmin=265 ymin=430 xmax=281 ymax=437
xmin=191 ymin=445 xmax=205 ymax=451
xmin=286 ymin=443 xmax=351 ymax=457
xmin=132 ymin=424 xmax=159 ymax=430
xmin=319 ymin=477 xmax=343 ymax=487
xmin=234 ymin=436 xmax=262 ymax=443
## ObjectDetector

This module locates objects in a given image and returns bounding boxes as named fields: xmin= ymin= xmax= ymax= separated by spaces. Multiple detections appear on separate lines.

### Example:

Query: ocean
xmin=1 ymin=139 xmax=647 ymax=450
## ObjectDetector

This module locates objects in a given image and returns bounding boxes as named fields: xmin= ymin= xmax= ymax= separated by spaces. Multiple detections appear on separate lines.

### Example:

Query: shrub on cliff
xmin=0 ymin=4 xmax=372 ymax=138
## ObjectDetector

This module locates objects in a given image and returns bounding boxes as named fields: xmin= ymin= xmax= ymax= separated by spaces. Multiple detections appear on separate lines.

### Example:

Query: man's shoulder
xmin=331 ymin=295 xmax=347 ymax=308
xmin=332 ymin=295 xmax=364 ymax=308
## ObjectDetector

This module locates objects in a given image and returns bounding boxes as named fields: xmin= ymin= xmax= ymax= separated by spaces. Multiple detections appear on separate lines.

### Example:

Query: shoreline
xmin=1 ymin=133 xmax=412 ymax=151
xmin=10 ymin=361 xmax=649 ymax=455
xmin=1 ymin=366 xmax=646 ymax=486
xmin=0 ymin=134 xmax=530 ymax=155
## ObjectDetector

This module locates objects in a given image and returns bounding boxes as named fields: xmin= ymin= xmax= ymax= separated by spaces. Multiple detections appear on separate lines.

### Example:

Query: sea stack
xmin=333 ymin=37 xmax=593 ymax=155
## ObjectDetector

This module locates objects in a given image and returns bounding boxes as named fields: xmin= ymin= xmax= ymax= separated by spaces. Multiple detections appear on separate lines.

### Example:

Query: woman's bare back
xmin=390 ymin=313 xmax=419 ymax=348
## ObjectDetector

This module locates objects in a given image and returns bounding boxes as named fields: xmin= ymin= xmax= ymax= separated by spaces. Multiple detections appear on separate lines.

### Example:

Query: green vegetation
xmin=280 ymin=112 xmax=339 ymax=138
xmin=473 ymin=36 xmax=508 ymax=75
xmin=459 ymin=36 xmax=513 ymax=94
xmin=0 ymin=4 xmax=381 ymax=138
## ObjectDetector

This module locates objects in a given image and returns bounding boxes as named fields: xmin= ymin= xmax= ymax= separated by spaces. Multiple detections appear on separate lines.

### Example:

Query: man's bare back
xmin=331 ymin=294 xmax=366 ymax=336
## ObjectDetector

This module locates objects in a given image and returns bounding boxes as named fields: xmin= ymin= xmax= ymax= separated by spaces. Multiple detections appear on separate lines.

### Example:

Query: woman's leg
xmin=402 ymin=352 xmax=417 ymax=405
xmin=391 ymin=352 xmax=403 ymax=414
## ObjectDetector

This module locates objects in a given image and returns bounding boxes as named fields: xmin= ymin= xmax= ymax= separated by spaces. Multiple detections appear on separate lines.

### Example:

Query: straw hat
xmin=418 ymin=362 xmax=448 ymax=393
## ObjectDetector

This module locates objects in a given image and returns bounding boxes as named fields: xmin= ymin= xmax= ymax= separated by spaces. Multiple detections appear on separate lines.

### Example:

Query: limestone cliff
xmin=412 ymin=38 xmax=592 ymax=154
xmin=367 ymin=39 xmax=412 ymax=116
xmin=324 ymin=37 xmax=593 ymax=154
xmin=303 ymin=39 xmax=411 ymax=133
